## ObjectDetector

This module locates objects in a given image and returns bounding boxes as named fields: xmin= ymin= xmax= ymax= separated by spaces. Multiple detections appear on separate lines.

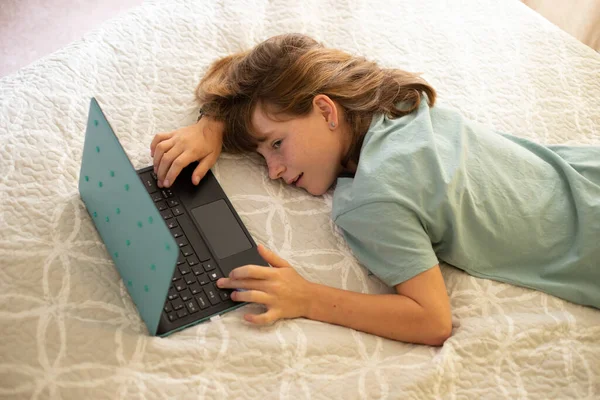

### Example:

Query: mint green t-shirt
xmin=332 ymin=100 xmax=600 ymax=309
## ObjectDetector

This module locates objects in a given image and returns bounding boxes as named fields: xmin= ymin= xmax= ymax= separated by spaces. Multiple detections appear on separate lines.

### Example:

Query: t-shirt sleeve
xmin=334 ymin=201 xmax=439 ymax=287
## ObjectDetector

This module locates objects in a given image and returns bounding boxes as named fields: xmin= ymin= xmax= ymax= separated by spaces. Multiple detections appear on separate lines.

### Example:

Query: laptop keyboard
xmin=138 ymin=170 xmax=233 ymax=326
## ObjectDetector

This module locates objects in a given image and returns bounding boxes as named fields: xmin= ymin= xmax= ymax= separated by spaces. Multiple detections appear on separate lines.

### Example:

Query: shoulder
xmin=333 ymin=101 xmax=440 ymax=218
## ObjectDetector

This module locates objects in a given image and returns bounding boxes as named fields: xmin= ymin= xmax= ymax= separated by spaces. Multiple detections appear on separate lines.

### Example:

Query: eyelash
xmin=272 ymin=140 xmax=282 ymax=150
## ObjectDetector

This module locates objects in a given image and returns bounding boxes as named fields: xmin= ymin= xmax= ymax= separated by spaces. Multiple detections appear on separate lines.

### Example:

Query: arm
xmin=217 ymin=245 xmax=452 ymax=346
xmin=306 ymin=264 xmax=452 ymax=346
xmin=321 ymin=202 xmax=452 ymax=344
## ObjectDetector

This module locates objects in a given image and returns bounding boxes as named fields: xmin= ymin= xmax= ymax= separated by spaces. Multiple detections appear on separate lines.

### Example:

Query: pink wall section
xmin=0 ymin=0 xmax=143 ymax=77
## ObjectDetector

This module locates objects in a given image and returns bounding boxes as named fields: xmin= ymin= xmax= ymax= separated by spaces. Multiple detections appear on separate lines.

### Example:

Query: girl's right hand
xmin=150 ymin=117 xmax=225 ymax=188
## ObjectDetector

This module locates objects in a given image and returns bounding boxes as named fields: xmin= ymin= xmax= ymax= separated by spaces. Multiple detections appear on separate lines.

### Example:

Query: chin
xmin=305 ymin=183 xmax=332 ymax=196
xmin=301 ymin=176 xmax=336 ymax=196
xmin=306 ymin=188 xmax=325 ymax=196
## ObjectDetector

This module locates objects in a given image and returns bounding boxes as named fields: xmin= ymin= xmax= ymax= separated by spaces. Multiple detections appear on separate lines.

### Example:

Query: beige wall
xmin=522 ymin=0 xmax=600 ymax=51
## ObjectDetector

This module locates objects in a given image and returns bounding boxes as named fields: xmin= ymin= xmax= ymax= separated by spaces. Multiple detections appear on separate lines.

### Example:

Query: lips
xmin=291 ymin=173 xmax=303 ymax=186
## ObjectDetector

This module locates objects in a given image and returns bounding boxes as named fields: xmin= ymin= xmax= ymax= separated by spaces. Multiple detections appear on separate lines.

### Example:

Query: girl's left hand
xmin=216 ymin=244 xmax=314 ymax=325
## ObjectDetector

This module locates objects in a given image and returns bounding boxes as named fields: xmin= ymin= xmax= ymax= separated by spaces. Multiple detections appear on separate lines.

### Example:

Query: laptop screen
xmin=78 ymin=98 xmax=178 ymax=336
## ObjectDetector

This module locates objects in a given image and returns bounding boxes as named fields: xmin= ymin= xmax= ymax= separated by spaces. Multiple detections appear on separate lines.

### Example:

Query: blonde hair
xmin=196 ymin=33 xmax=436 ymax=166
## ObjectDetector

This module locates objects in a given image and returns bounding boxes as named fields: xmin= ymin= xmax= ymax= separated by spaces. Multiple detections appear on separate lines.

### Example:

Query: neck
xmin=345 ymin=160 xmax=357 ymax=174
xmin=339 ymin=116 xmax=357 ymax=172
xmin=333 ymin=103 xmax=358 ymax=176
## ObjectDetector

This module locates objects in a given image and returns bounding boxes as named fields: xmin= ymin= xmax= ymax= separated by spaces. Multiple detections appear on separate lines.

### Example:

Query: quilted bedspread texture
xmin=1 ymin=0 xmax=599 ymax=399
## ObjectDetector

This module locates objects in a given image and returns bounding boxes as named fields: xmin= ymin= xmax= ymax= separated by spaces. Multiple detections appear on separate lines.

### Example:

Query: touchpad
xmin=190 ymin=199 xmax=252 ymax=260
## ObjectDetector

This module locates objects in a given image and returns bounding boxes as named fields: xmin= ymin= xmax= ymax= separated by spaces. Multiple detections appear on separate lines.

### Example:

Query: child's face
xmin=252 ymin=99 xmax=349 ymax=196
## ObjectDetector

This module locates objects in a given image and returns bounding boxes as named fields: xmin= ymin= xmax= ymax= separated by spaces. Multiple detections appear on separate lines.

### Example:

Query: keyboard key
xmin=176 ymin=216 xmax=211 ymax=261
xmin=172 ymin=206 xmax=185 ymax=216
xmin=167 ymin=287 xmax=178 ymax=301
xmin=204 ymin=286 xmax=221 ymax=305
xmin=218 ymin=289 xmax=231 ymax=301
xmin=160 ymin=209 xmax=174 ymax=220
xmin=164 ymin=302 xmax=173 ymax=313
xmin=176 ymin=236 xmax=189 ymax=248
xmin=171 ymin=298 xmax=184 ymax=311
xmin=171 ymin=269 xmax=182 ymax=282
xmin=167 ymin=219 xmax=179 ymax=229
xmin=151 ymin=171 xmax=157 ymax=180
xmin=174 ymin=279 xmax=186 ymax=292
xmin=191 ymin=265 xmax=203 ymax=276
xmin=168 ymin=312 xmax=177 ymax=322
xmin=156 ymin=201 xmax=168 ymax=211
xmin=178 ymin=263 xmax=191 ymax=275
xmin=188 ymin=282 xmax=201 ymax=295
xmin=140 ymin=172 xmax=157 ymax=193
xmin=195 ymin=293 xmax=210 ymax=309
xmin=177 ymin=254 xmax=186 ymax=266
xmin=202 ymin=261 xmax=216 ymax=272
xmin=186 ymin=299 xmax=199 ymax=314
xmin=171 ymin=227 xmax=184 ymax=238
xmin=180 ymin=245 xmax=194 ymax=257
xmin=168 ymin=198 xmax=179 ymax=207
xmin=184 ymin=274 xmax=196 ymax=286
xmin=152 ymin=192 xmax=163 ymax=202
xmin=177 ymin=308 xmax=188 ymax=318
xmin=197 ymin=273 xmax=209 ymax=286
xmin=161 ymin=189 xmax=174 ymax=198
xmin=187 ymin=255 xmax=199 ymax=266
xmin=180 ymin=289 xmax=192 ymax=302
xmin=208 ymin=270 xmax=223 ymax=282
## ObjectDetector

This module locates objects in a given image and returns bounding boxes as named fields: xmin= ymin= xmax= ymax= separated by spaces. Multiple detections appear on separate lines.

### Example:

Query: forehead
xmin=250 ymin=102 xmax=287 ymax=143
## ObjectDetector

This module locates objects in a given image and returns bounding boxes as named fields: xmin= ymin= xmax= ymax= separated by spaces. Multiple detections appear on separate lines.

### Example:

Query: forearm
xmin=305 ymin=282 xmax=451 ymax=345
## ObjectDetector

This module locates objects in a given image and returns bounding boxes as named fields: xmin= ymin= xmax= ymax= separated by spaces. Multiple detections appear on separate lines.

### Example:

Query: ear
xmin=313 ymin=94 xmax=338 ymax=129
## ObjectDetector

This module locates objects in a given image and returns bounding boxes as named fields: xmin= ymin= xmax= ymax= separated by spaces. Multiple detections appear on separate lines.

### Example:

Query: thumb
xmin=257 ymin=244 xmax=292 ymax=268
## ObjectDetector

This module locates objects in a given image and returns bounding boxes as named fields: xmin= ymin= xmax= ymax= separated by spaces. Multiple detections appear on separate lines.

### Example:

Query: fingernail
xmin=216 ymin=279 xmax=224 ymax=287
xmin=163 ymin=180 xmax=169 ymax=187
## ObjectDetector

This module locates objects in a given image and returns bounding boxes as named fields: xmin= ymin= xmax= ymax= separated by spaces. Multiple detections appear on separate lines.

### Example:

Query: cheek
xmin=266 ymin=153 xmax=282 ymax=168
xmin=279 ymin=145 xmax=297 ymax=165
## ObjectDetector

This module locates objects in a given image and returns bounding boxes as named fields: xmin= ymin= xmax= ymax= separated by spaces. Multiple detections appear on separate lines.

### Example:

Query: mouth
xmin=291 ymin=173 xmax=303 ymax=186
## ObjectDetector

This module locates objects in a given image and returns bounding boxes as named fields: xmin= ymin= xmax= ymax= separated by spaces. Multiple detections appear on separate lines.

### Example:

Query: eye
xmin=272 ymin=139 xmax=282 ymax=150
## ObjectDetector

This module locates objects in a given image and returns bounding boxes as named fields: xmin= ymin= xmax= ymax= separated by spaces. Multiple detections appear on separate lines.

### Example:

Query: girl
xmin=150 ymin=33 xmax=600 ymax=346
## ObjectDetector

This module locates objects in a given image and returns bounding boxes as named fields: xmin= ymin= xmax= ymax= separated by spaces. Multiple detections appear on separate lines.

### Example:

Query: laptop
xmin=78 ymin=97 xmax=268 ymax=336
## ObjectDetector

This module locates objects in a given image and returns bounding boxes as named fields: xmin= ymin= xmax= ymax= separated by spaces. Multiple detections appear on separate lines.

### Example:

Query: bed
xmin=1 ymin=0 xmax=599 ymax=398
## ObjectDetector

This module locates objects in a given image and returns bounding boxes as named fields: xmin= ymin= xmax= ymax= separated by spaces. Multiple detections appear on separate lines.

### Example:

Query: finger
xmin=244 ymin=309 xmax=279 ymax=325
xmin=150 ymin=132 xmax=173 ymax=157
xmin=216 ymin=278 xmax=269 ymax=292
xmin=229 ymin=265 xmax=274 ymax=280
xmin=191 ymin=154 xmax=216 ymax=185
xmin=230 ymin=289 xmax=271 ymax=304
xmin=163 ymin=151 xmax=198 ymax=188
xmin=257 ymin=244 xmax=292 ymax=268
xmin=153 ymin=138 xmax=175 ymax=175
xmin=156 ymin=145 xmax=183 ymax=187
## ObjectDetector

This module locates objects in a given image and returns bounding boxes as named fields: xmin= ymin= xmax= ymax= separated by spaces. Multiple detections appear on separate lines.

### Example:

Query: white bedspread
xmin=1 ymin=0 xmax=599 ymax=398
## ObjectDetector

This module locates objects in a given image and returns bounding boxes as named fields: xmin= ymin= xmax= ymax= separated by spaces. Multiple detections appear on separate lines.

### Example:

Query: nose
xmin=267 ymin=157 xmax=285 ymax=180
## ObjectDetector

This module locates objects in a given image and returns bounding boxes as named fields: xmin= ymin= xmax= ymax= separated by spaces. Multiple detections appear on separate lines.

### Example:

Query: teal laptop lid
xmin=78 ymin=98 xmax=177 ymax=336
